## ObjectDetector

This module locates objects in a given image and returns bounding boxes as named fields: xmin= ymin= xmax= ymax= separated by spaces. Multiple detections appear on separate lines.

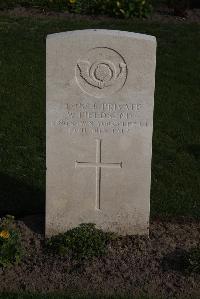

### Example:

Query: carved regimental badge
xmin=75 ymin=47 xmax=127 ymax=98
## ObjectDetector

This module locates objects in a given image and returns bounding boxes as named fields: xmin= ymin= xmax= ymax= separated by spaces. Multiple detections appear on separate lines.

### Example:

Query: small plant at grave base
xmin=46 ymin=223 xmax=116 ymax=260
xmin=0 ymin=215 xmax=23 ymax=267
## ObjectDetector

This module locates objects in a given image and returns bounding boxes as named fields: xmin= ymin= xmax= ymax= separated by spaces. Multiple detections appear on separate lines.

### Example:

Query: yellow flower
xmin=68 ymin=0 xmax=76 ymax=4
xmin=0 ymin=230 xmax=10 ymax=239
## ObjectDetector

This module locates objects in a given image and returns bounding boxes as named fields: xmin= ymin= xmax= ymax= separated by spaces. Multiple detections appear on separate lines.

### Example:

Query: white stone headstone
xmin=46 ymin=29 xmax=156 ymax=236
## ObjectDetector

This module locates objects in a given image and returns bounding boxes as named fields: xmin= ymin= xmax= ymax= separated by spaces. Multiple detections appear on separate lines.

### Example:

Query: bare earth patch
xmin=0 ymin=215 xmax=200 ymax=298
xmin=0 ymin=6 xmax=200 ymax=24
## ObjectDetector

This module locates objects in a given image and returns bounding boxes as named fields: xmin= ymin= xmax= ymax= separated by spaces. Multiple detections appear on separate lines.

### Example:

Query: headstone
xmin=46 ymin=29 xmax=156 ymax=236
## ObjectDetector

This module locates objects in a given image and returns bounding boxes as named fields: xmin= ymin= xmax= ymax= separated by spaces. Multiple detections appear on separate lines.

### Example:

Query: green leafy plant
xmin=0 ymin=215 xmax=23 ymax=267
xmin=114 ymin=0 xmax=153 ymax=18
xmin=46 ymin=223 xmax=116 ymax=260
xmin=68 ymin=0 xmax=152 ymax=18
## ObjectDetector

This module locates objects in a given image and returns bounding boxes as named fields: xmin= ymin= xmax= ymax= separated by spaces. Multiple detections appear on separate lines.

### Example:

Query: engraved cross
xmin=75 ymin=139 xmax=122 ymax=210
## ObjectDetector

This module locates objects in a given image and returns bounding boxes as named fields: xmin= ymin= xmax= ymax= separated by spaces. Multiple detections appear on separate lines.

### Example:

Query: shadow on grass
xmin=0 ymin=173 xmax=45 ymax=219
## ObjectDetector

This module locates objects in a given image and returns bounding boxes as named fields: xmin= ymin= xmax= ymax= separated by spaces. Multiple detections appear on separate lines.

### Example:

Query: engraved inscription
xmin=75 ymin=139 xmax=122 ymax=210
xmin=76 ymin=47 xmax=127 ymax=98
xmin=53 ymin=101 xmax=150 ymax=135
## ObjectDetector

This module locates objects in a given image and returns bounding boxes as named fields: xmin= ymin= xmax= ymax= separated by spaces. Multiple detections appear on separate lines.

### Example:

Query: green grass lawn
xmin=0 ymin=16 xmax=199 ymax=219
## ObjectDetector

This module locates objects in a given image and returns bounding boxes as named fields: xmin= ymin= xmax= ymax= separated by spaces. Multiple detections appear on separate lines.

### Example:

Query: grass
xmin=0 ymin=15 xmax=199 ymax=219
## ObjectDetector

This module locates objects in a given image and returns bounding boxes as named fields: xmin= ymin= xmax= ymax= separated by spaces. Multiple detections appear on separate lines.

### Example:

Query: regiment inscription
xmin=53 ymin=102 xmax=150 ymax=135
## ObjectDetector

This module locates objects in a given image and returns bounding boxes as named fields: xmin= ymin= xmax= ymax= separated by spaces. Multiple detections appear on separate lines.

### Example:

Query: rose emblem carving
xmin=75 ymin=47 xmax=127 ymax=98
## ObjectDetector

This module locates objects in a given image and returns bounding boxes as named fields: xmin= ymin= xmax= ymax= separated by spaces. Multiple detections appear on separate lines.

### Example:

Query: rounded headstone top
xmin=47 ymin=29 xmax=156 ymax=43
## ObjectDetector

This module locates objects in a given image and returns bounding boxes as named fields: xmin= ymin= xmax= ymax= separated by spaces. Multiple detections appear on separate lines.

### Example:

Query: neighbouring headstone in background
xmin=46 ymin=29 xmax=156 ymax=236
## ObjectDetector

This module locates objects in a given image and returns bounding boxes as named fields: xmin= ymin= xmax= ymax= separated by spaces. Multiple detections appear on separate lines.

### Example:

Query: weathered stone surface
xmin=46 ymin=29 xmax=156 ymax=236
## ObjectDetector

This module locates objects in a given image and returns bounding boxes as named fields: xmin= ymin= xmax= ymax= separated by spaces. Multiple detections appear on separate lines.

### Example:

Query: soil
xmin=0 ymin=6 xmax=200 ymax=24
xmin=0 ymin=215 xmax=200 ymax=298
